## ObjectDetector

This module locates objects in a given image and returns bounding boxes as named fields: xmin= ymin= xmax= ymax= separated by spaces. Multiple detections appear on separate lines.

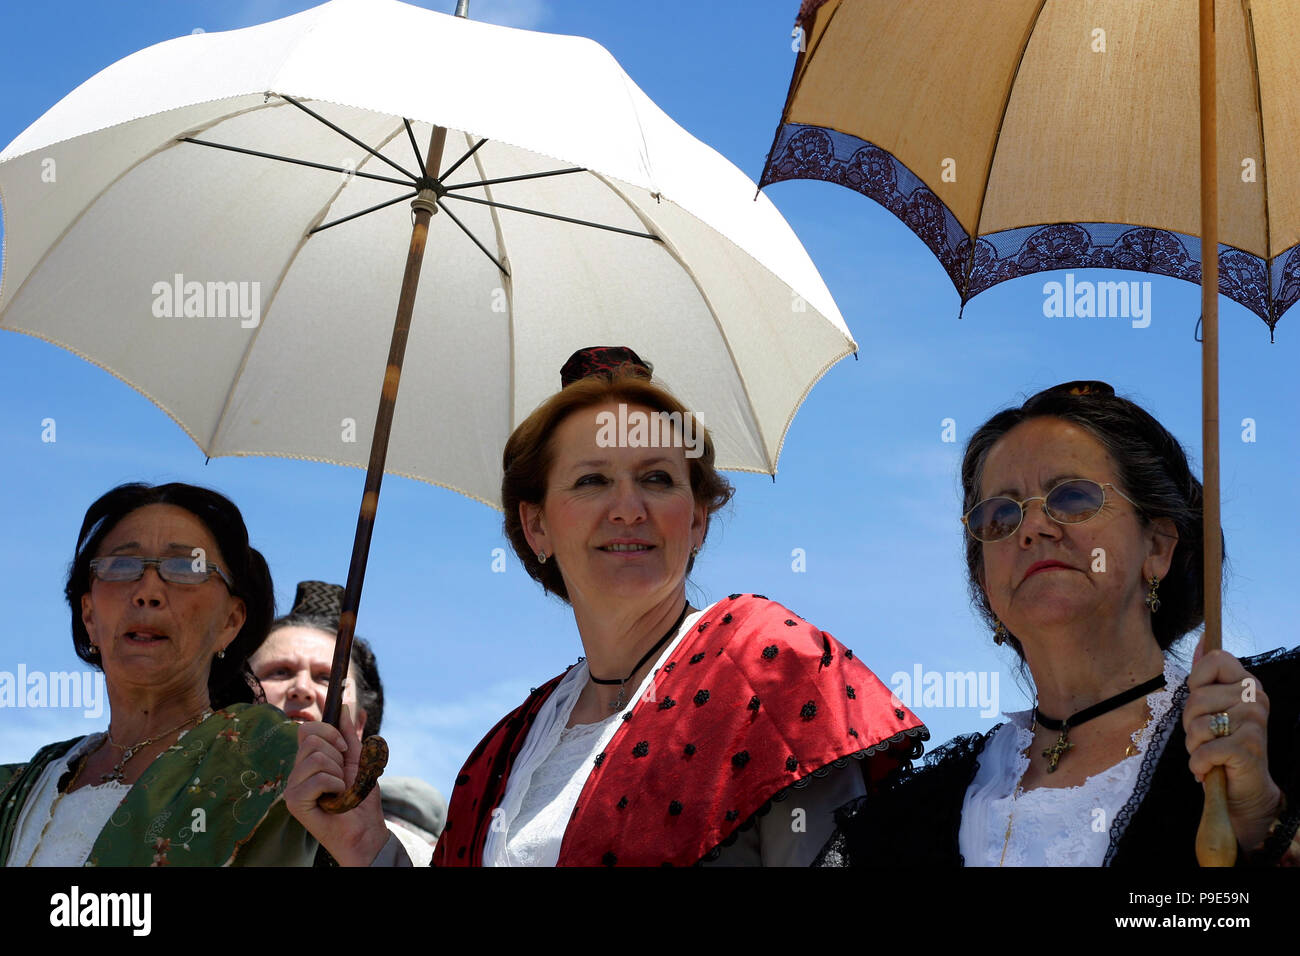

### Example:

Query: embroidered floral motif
xmin=761 ymin=123 xmax=1290 ymax=333
xmin=151 ymin=838 xmax=171 ymax=867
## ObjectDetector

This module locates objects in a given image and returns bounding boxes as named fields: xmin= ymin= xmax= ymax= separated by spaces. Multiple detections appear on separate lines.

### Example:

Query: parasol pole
xmin=1195 ymin=0 xmax=1234 ymax=866
xmin=317 ymin=124 xmax=449 ymax=813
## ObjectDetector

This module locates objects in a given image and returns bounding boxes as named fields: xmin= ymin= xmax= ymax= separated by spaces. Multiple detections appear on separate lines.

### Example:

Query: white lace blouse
xmin=6 ymin=734 xmax=129 ymax=867
xmin=485 ymin=602 xmax=864 ymax=867
xmin=959 ymin=655 xmax=1188 ymax=867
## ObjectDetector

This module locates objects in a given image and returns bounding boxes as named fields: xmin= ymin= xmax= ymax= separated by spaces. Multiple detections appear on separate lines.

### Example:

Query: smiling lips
xmin=599 ymin=541 xmax=654 ymax=553
xmin=1022 ymin=560 xmax=1075 ymax=583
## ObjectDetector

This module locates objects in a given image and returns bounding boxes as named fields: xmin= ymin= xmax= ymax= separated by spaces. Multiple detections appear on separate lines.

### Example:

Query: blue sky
xmin=1 ymin=0 xmax=1295 ymax=804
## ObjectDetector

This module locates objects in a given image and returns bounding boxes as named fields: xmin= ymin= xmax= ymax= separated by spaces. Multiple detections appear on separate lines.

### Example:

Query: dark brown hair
xmin=961 ymin=384 xmax=1217 ymax=658
xmin=502 ymin=369 xmax=733 ymax=602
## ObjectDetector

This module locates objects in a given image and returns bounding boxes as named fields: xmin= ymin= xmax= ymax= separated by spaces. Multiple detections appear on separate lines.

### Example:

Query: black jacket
xmin=816 ymin=646 xmax=1300 ymax=867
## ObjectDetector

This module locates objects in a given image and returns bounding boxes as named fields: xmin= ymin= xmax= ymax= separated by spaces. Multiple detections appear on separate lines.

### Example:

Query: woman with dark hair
xmin=287 ymin=347 xmax=926 ymax=866
xmin=251 ymin=580 xmax=384 ymax=737
xmin=818 ymin=382 xmax=1300 ymax=867
xmin=251 ymin=579 xmax=440 ymax=866
xmin=0 ymin=483 xmax=315 ymax=866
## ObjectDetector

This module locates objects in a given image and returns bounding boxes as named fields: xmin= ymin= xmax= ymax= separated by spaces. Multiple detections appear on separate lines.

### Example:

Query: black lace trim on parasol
xmin=760 ymin=123 xmax=1296 ymax=336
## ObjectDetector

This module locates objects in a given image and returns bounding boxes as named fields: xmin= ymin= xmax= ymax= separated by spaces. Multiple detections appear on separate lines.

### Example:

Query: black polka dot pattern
xmin=801 ymin=701 xmax=817 ymax=720
xmin=684 ymin=744 xmax=696 ymax=756
xmin=785 ymin=756 xmax=798 ymax=772
xmin=722 ymin=613 xmax=733 ymax=624
xmin=846 ymin=685 xmax=856 ymax=699
xmin=693 ymin=690 xmax=710 ymax=706
xmin=689 ymin=652 xmax=705 ymax=664
xmin=697 ymin=622 xmax=710 ymax=633
xmin=632 ymin=740 xmax=649 ymax=758
xmin=732 ymin=751 xmax=750 ymax=768
xmin=658 ymin=696 xmax=676 ymax=710
xmin=593 ymin=752 xmax=606 ymax=767
xmin=784 ymin=619 xmax=797 ymax=627
xmin=747 ymin=695 xmax=761 ymax=711
xmin=602 ymin=852 xmax=617 ymax=866
xmin=894 ymin=708 xmax=906 ymax=720
xmin=617 ymin=796 xmax=628 ymax=810
xmin=762 ymin=645 xmax=778 ymax=660
xmin=725 ymin=809 xmax=739 ymax=821
xmin=669 ymin=800 xmax=683 ymax=815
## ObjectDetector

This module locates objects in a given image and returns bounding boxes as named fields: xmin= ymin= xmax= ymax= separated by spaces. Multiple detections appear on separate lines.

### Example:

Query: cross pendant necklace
xmin=1041 ymin=725 xmax=1074 ymax=772
xmin=1032 ymin=672 xmax=1165 ymax=773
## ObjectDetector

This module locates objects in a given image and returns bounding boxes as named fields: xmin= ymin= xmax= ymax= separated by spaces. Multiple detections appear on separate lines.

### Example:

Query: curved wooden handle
xmin=1196 ymin=766 xmax=1237 ymax=866
xmin=318 ymin=735 xmax=389 ymax=815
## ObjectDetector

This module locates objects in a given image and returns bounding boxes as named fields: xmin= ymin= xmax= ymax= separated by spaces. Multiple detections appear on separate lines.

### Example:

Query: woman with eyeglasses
xmin=0 ymin=483 xmax=315 ymax=866
xmin=817 ymin=382 xmax=1300 ymax=867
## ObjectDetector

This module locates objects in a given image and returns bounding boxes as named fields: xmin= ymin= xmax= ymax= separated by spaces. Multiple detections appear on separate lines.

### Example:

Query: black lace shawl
xmin=815 ymin=645 xmax=1300 ymax=867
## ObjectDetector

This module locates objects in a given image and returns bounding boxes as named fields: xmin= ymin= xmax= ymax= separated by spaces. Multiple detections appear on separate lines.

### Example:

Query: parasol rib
xmin=438 ymin=136 xmax=489 ymax=182
xmin=434 ymin=198 xmax=510 ymax=275
xmin=179 ymin=137 xmax=413 ymax=187
xmin=309 ymin=190 xmax=419 ymax=234
xmin=441 ymin=192 xmax=660 ymax=240
xmin=277 ymin=93 xmax=421 ymax=183
xmin=403 ymin=117 xmax=429 ymax=180
xmin=443 ymin=167 xmax=586 ymax=190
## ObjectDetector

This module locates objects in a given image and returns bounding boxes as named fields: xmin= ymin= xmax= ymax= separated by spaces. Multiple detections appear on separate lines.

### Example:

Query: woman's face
xmin=521 ymin=401 xmax=706 ymax=610
xmin=250 ymin=626 xmax=360 ymax=731
xmin=81 ymin=504 xmax=246 ymax=700
xmin=975 ymin=417 xmax=1175 ymax=641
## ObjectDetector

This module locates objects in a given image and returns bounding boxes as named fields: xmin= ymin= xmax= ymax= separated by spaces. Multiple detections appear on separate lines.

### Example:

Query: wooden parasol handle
xmin=1195 ymin=0 xmax=1235 ymax=866
xmin=318 ymin=126 xmax=449 ymax=813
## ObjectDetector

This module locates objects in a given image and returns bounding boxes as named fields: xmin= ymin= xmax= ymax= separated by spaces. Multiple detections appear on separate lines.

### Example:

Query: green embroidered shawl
xmin=0 ymin=703 xmax=314 ymax=866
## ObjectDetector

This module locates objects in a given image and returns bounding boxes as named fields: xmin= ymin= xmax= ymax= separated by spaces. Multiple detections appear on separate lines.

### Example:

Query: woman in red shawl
xmin=287 ymin=348 xmax=925 ymax=866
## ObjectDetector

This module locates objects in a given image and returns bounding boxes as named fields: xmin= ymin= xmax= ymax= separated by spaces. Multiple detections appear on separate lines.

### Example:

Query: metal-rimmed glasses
xmin=962 ymin=478 xmax=1140 ymax=543
xmin=89 ymin=555 xmax=233 ymax=589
